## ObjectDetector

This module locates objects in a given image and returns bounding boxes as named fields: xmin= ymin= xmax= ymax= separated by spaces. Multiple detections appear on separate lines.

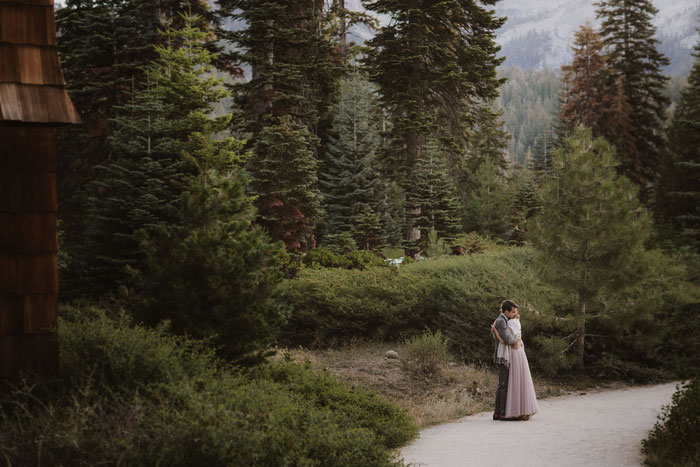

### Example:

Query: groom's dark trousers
xmin=493 ymin=312 xmax=515 ymax=417
xmin=495 ymin=363 xmax=509 ymax=416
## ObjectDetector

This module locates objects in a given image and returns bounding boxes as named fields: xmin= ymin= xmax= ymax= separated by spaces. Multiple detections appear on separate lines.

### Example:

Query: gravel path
xmin=400 ymin=382 xmax=677 ymax=467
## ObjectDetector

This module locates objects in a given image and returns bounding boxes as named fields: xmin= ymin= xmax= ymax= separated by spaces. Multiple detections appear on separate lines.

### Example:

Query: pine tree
xmin=56 ymin=0 xmax=217 ymax=296
xmin=458 ymin=103 xmax=511 ymax=236
xmin=75 ymin=13 xmax=230 ymax=295
xmin=137 ymin=130 xmax=287 ymax=363
xmin=320 ymin=74 xmax=382 ymax=235
xmin=558 ymin=23 xmax=612 ymax=138
xmin=56 ymin=0 xmax=215 ymax=200
xmin=508 ymin=175 xmax=541 ymax=246
xmin=461 ymin=156 xmax=513 ymax=236
xmin=595 ymin=0 xmax=670 ymax=197
xmin=532 ymin=127 xmax=556 ymax=176
xmin=249 ymin=116 xmax=322 ymax=252
xmin=217 ymin=0 xmax=341 ymax=135
xmin=656 ymin=32 xmax=700 ymax=250
xmin=406 ymin=140 xmax=462 ymax=251
xmin=353 ymin=206 xmax=387 ymax=251
xmin=217 ymin=1 xmax=341 ymax=250
xmin=363 ymin=0 xmax=504 ymax=243
xmin=530 ymin=127 xmax=652 ymax=369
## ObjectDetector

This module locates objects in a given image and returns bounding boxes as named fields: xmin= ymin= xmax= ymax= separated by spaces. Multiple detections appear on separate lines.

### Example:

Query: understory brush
xmin=0 ymin=304 xmax=416 ymax=466
xmin=402 ymin=329 xmax=450 ymax=376
xmin=281 ymin=248 xmax=568 ymax=368
xmin=643 ymin=377 xmax=700 ymax=467
xmin=281 ymin=247 xmax=699 ymax=380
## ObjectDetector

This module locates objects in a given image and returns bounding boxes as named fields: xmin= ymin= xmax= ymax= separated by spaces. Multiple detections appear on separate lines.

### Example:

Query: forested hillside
xmin=496 ymin=66 xmax=562 ymax=166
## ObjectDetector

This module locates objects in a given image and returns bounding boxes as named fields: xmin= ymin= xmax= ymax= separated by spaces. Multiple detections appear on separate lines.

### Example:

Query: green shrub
xmin=281 ymin=248 xmax=563 ymax=366
xmin=134 ymin=204 xmax=288 ymax=364
xmin=347 ymin=249 xmax=386 ymax=269
xmin=323 ymin=232 xmax=358 ymax=255
xmin=403 ymin=329 xmax=450 ymax=375
xmin=58 ymin=303 xmax=218 ymax=392
xmin=281 ymin=246 xmax=698 ymax=377
xmin=451 ymin=231 xmax=489 ymax=255
xmin=425 ymin=229 xmax=451 ymax=257
xmin=303 ymin=248 xmax=385 ymax=270
xmin=588 ymin=353 xmax=669 ymax=383
xmin=0 ymin=305 xmax=414 ymax=466
xmin=643 ymin=377 xmax=700 ymax=467
xmin=254 ymin=361 xmax=418 ymax=449
xmin=304 ymin=247 xmax=350 ymax=268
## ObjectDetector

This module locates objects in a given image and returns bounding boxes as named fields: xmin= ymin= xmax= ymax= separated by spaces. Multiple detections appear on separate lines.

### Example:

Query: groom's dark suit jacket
xmin=493 ymin=313 xmax=519 ymax=363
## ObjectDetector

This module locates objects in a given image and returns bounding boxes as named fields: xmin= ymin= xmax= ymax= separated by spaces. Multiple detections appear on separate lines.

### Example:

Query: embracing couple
xmin=492 ymin=299 xmax=538 ymax=421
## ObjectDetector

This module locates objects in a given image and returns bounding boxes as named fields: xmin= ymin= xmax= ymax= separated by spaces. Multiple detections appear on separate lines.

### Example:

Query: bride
xmin=493 ymin=309 xmax=538 ymax=420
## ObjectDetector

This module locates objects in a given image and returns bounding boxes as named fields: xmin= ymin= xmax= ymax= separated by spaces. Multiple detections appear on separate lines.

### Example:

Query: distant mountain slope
xmin=348 ymin=0 xmax=698 ymax=76
xmin=496 ymin=0 xmax=699 ymax=75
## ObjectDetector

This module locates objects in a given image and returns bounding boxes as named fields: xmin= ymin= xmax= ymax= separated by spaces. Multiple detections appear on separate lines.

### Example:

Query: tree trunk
xmin=576 ymin=258 xmax=588 ymax=370
xmin=339 ymin=0 xmax=347 ymax=63
xmin=251 ymin=20 xmax=274 ymax=120
xmin=405 ymin=21 xmax=423 ymax=245
xmin=406 ymin=131 xmax=422 ymax=244
xmin=576 ymin=292 xmax=586 ymax=370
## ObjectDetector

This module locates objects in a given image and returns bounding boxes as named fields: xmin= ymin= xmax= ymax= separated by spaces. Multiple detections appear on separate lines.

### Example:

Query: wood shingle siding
xmin=1 ymin=0 xmax=79 ymax=377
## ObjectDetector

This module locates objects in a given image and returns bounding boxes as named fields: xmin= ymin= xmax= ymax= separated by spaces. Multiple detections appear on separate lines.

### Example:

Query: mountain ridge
xmin=347 ymin=0 xmax=699 ymax=76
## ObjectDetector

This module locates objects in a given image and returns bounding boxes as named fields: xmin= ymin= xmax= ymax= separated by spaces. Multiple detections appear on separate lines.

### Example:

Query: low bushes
xmin=642 ymin=377 xmax=700 ymax=467
xmin=282 ymin=248 xmax=564 ymax=366
xmin=281 ymin=247 xmax=699 ymax=379
xmin=0 ymin=305 xmax=416 ymax=466
xmin=303 ymin=247 xmax=386 ymax=270
xmin=403 ymin=329 xmax=451 ymax=375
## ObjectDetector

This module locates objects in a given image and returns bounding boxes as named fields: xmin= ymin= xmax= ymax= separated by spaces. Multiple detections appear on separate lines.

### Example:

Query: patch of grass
xmin=403 ymin=329 xmax=450 ymax=376
xmin=283 ymin=341 xmax=631 ymax=429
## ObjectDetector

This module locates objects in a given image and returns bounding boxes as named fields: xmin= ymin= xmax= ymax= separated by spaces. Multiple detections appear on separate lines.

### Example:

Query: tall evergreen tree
xmin=530 ymin=127 xmax=652 ymax=369
xmin=532 ymin=127 xmax=556 ymax=176
xmin=353 ymin=206 xmax=387 ymax=251
xmin=217 ymin=0 xmax=341 ymax=251
xmin=73 ymin=13 xmax=230 ymax=295
xmin=406 ymin=140 xmax=462 ymax=251
xmin=458 ymin=103 xmax=511 ymax=235
xmin=508 ymin=174 xmax=541 ymax=246
xmin=363 ymin=0 xmax=504 ymax=243
xmin=461 ymin=156 xmax=513 ymax=236
xmin=656 ymin=32 xmax=700 ymax=250
xmin=56 ymin=0 xmax=217 ymax=296
xmin=249 ymin=116 xmax=322 ymax=252
xmin=320 ymin=74 xmax=382 ymax=235
xmin=217 ymin=0 xmax=341 ymax=134
xmin=595 ymin=0 xmax=670 ymax=198
xmin=56 ymin=0 xmax=215 ymax=200
xmin=558 ymin=24 xmax=612 ymax=138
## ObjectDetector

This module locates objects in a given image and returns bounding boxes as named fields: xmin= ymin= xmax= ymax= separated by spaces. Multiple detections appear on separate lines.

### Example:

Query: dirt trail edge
xmin=400 ymin=382 xmax=677 ymax=467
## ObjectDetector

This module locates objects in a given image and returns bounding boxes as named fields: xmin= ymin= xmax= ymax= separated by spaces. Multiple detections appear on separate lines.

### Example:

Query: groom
xmin=493 ymin=299 xmax=520 ymax=421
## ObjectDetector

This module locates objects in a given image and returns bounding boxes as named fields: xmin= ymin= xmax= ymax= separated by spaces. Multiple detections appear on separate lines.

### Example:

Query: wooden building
xmin=0 ymin=0 xmax=80 ymax=378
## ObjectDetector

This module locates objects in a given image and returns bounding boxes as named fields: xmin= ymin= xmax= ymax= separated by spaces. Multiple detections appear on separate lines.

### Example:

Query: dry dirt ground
xmin=281 ymin=342 xmax=632 ymax=428
xmin=399 ymin=382 xmax=677 ymax=467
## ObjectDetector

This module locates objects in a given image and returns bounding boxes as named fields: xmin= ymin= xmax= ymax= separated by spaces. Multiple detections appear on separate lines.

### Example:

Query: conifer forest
xmin=1 ymin=0 xmax=699 ymax=465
